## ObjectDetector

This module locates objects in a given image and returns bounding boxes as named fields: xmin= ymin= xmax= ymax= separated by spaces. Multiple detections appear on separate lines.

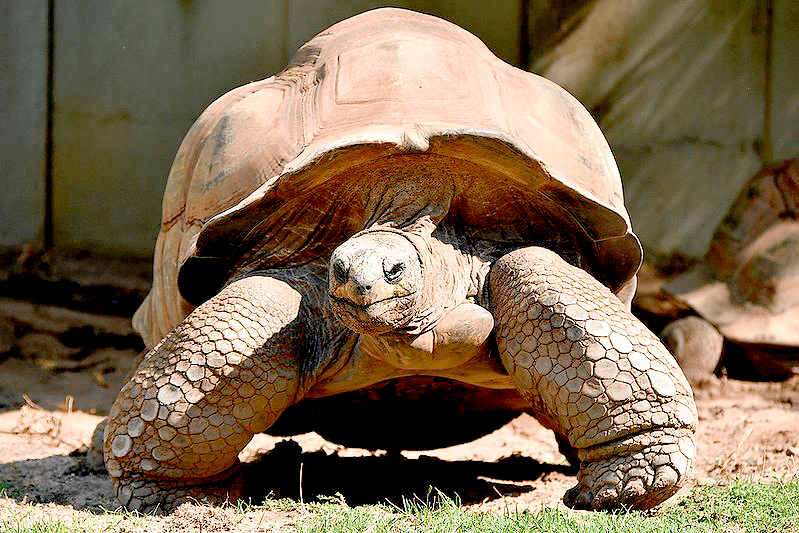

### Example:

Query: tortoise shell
xmin=133 ymin=8 xmax=641 ymax=348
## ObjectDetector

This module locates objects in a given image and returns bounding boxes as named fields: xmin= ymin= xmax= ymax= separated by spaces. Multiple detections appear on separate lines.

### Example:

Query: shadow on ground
xmin=0 ymin=442 xmax=575 ymax=512
xmin=243 ymin=440 xmax=576 ymax=507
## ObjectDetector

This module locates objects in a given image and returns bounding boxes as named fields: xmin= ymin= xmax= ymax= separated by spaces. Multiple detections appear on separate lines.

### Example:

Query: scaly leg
xmin=489 ymin=247 xmax=697 ymax=510
xmin=104 ymin=275 xmax=307 ymax=512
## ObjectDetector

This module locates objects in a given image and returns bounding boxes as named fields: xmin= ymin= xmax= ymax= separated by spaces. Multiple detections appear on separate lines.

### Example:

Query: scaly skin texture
xmin=104 ymin=275 xmax=306 ymax=512
xmin=489 ymin=247 xmax=697 ymax=510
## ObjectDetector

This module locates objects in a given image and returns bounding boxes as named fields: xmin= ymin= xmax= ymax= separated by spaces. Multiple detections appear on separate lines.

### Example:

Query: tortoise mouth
xmin=329 ymin=292 xmax=417 ymax=334
xmin=329 ymin=292 xmax=416 ymax=309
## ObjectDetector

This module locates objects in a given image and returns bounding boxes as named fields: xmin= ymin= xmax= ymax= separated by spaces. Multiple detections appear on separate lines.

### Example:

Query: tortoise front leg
xmin=104 ymin=275 xmax=307 ymax=512
xmin=489 ymin=247 xmax=697 ymax=510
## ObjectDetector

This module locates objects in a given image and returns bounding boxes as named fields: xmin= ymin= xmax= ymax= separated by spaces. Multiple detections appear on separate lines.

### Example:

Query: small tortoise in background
xmin=663 ymin=159 xmax=799 ymax=382
xmin=105 ymin=8 xmax=697 ymax=512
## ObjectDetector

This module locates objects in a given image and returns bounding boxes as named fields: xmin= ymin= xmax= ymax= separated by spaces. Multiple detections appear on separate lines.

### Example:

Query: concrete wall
xmin=51 ymin=1 xmax=293 ymax=255
xmin=772 ymin=0 xmax=799 ymax=160
xmin=534 ymin=0 xmax=798 ymax=259
xmin=3 ymin=0 xmax=797 ymax=260
xmin=0 ymin=2 xmax=48 ymax=247
xmin=2 ymin=0 xmax=521 ymax=257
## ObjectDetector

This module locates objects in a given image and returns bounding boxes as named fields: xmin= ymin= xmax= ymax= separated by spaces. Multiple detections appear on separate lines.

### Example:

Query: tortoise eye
xmin=332 ymin=257 xmax=349 ymax=284
xmin=383 ymin=259 xmax=405 ymax=283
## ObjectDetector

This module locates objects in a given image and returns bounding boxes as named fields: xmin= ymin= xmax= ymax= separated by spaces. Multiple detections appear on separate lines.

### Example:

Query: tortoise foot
xmin=564 ymin=427 xmax=694 ymax=510
xmin=113 ymin=469 xmax=244 ymax=514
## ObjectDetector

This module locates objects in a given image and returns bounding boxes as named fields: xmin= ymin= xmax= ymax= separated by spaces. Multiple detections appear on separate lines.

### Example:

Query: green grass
xmin=675 ymin=479 xmax=799 ymax=533
xmin=0 ymin=501 xmax=151 ymax=533
xmin=293 ymin=480 xmax=799 ymax=533
xmin=0 ymin=483 xmax=19 ymax=500
xmin=0 ymin=517 xmax=92 ymax=533
xmin=1 ymin=479 xmax=797 ymax=532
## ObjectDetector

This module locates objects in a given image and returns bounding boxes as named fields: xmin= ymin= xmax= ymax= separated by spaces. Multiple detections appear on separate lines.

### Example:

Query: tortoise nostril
xmin=332 ymin=257 xmax=349 ymax=284
xmin=383 ymin=258 xmax=406 ymax=283
xmin=353 ymin=279 xmax=372 ymax=295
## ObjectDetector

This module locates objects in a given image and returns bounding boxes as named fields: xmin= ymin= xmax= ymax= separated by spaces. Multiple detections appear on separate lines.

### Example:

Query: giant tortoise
xmin=663 ymin=159 xmax=799 ymax=381
xmin=104 ymin=8 xmax=697 ymax=512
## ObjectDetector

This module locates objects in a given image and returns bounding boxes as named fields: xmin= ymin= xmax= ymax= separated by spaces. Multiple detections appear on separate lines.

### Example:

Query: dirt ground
xmin=1 ymin=252 xmax=798 ymax=530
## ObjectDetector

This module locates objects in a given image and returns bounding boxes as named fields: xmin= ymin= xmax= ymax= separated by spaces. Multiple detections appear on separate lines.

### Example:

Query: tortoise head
xmin=328 ymin=229 xmax=424 ymax=334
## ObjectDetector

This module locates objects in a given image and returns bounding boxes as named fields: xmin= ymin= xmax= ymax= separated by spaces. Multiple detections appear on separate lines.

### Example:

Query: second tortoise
xmin=663 ymin=159 xmax=799 ymax=382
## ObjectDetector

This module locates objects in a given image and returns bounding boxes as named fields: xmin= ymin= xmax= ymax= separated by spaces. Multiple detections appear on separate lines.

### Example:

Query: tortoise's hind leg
xmin=104 ymin=275 xmax=307 ymax=513
xmin=489 ymin=246 xmax=697 ymax=510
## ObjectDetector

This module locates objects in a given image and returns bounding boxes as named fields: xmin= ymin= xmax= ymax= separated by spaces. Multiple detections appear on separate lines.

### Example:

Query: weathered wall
xmin=534 ymin=0 xmax=798 ymax=259
xmin=0 ymin=2 xmax=48 ymax=248
xmin=51 ymin=1 xmax=292 ymax=255
xmin=771 ymin=0 xmax=799 ymax=160
xmin=3 ymin=0 xmax=797 ymax=259
xmin=2 ymin=0 xmax=521 ymax=257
